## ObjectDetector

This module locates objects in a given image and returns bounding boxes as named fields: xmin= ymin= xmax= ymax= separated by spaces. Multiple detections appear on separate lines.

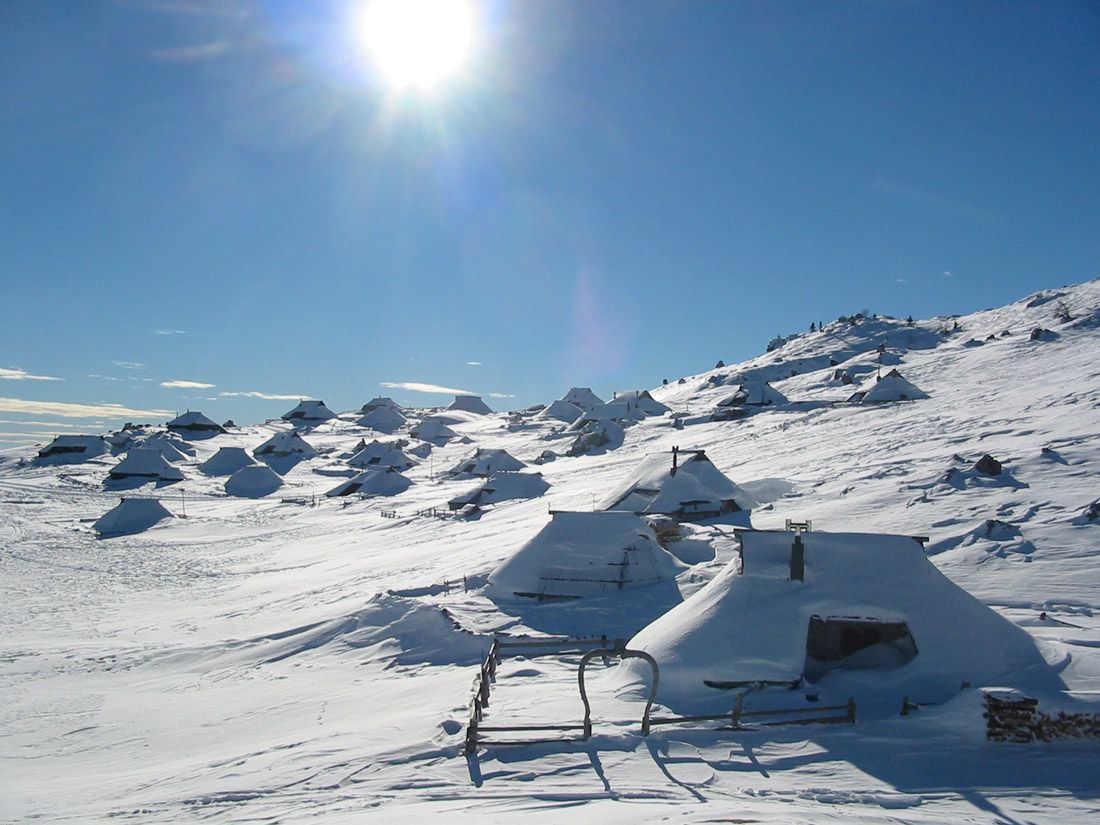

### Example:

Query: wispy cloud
xmin=219 ymin=390 xmax=304 ymax=401
xmin=161 ymin=379 xmax=215 ymax=389
xmin=0 ymin=367 xmax=62 ymax=382
xmin=0 ymin=433 xmax=45 ymax=444
xmin=871 ymin=177 xmax=1002 ymax=226
xmin=154 ymin=329 xmax=189 ymax=336
xmin=0 ymin=397 xmax=172 ymax=419
xmin=943 ymin=270 xmax=954 ymax=278
xmin=380 ymin=381 xmax=474 ymax=395
xmin=150 ymin=40 xmax=232 ymax=62
xmin=0 ymin=418 xmax=87 ymax=429
xmin=112 ymin=361 xmax=146 ymax=370
xmin=466 ymin=361 xmax=483 ymax=366
xmin=487 ymin=392 xmax=515 ymax=399
xmin=118 ymin=0 xmax=251 ymax=18
xmin=89 ymin=374 xmax=123 ymax=382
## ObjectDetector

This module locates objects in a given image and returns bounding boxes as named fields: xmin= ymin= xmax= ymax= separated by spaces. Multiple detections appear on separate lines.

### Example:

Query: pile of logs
xmin=984 ymin=692 xmax=1100 ymax=742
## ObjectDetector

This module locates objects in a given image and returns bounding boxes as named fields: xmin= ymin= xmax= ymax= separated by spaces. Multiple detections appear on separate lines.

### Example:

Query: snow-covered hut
xmin=539 ymin=399 xmax=583 ymax=424
xmin=566 ymin=419 xmax=625 ymax=456
xmin=224 ymin=464 xmax=284 ymax=498
xmin=718 ymin=381 xmax=788 ymax=408
xmin=107 ymin=448 xmax=184 ymax=482
xmin=410 ymin=417 xmax=458 ymax=445
xmin=360 ymin=396 xmax=401 ymax=414
xmin=562 ymin=387 xmax=604 ymax=411
xmin=448 ymin=395 xmax=493 ymax=415
xmin=281 ymin=399 xmax=336 ymax=424
xmin=847 ymin=370 xmax=929 ymax=403
xmin=599 ymin=449 xmax=757 ymax=519
xmin=620 ymin=530 xmax=1058 ymax=712
xmin=610 ymin=390 xmax=670 ymax=417
xmin=485 ymin=511 xmax=685 ymax=601
xmin=166 ymin=410 xmax=226 ymax=437
xmin=347 ymin=440 xmax=415 ymax=471
xmin=36 ymin=435 xmax=108 ymax=465
xmin=357 ymin=405 xmax=407 ymax=433
xmin=139 ymin=433 xmax=193 ymax=462
xmin=199 ymin=447 xmax=256 ymax=477
xmin=326 ymin=467 xmax=411 ymax=498
xmin=447 ymin=472 xmax=550 ymax=510
xmin=446 ymin=447 xmax=525 ymax=478
xmin=253 ymin=430 xmax=316 ymax=459
xmin=94 ymin=498 xmax=173 ymax=537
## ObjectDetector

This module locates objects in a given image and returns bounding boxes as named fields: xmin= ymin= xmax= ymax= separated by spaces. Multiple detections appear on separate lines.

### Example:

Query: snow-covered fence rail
xmin=465 ymin=636 xmax=656 ymax=753
xmin=648 ymin=698 xmax=856 ymax=731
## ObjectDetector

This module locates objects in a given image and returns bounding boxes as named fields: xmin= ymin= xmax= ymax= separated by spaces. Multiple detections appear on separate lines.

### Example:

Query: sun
xmin=359 ymin=0 xmax=476 ymax=91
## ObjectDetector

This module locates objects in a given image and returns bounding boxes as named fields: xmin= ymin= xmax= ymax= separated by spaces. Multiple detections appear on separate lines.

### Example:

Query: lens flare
xmin=359 ymin=0 xmax=476 ymax=91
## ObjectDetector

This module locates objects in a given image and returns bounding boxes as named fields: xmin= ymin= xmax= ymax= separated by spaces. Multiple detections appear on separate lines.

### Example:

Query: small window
xmin=804 ymin=616 xmax=917 ymax=682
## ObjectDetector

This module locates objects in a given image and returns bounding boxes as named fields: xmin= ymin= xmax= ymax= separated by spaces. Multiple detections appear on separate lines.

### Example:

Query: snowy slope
xmin=2 ymin=281 xmax=1099 ymax=823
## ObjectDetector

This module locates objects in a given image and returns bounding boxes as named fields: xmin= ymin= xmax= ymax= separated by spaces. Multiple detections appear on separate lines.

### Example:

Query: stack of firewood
xmin=984 ymin=692 xmax=1100 ymax=742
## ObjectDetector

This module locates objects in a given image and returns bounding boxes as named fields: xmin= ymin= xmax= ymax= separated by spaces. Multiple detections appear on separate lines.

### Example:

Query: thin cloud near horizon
xmin=1 ymin=367 xmax=62 ymax=382
xmin=161 ymin=379 xmax=215 ymax=389
xmin=381 ymin=381 xmax=475 ymax=396
xmin=219 ymin=390 xmax=305 ymax=401
xmin=0 ymin=396 xmax=172 ymax=419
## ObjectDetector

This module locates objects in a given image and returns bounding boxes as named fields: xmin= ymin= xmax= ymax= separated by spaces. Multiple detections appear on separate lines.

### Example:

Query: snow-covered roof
xmin=36 ymin=435 xmax=108 ymax=463
xmin=326 ymin=467 xmax=411 ymax=498
xmin=281 ymin=400 xmax=336 ymax=423
xmin=347 ymin=440 xmax=415 ymax=470
xmin=538 ymin=399 xmax=583 ymax=424
xmin=716 ymin=380 xmax=789 ymax=407
xmin=849 ymin=370 xmax=929 ymax=403
xmin=566 ymin=419 xmax=625 ymax=456
xmin=410 ymin=417 xmax=457 ymax=445
xmin=94 ymin=498 xmax=173 ymax=537
xmin=166 ymin=410 xmax=225 ymax=433
xmin=360 ymin=396 xmax=401 ymax=413
xmin=448 ymin=395 xmax=493 ymax=415
xmin=622 ymin=530 xmax=1058 ymax=712
xmin=599 ymin=450 xmax=757 ymax=516
xmin=108 ymin=448 xmax=184 ymax=481
xmin=561 ymin=387 xmax=604 ymax=411
xmin=610 ymin=390 xmax=670 ymax=416
xmin=224 ymin=464 xmax=284 ymax=498
xmin=139 ymin=433 xmax=192 ymax=462
xmin=447 ymin=472 xmax=550 ymax=510
xmin=356 ymin=406 xmax=407 ymax=433
xmin=486 ymin=511 xmax=685 ymax=600
xmin=199 ymin=447 xmax=256 ymax=477
xmin=253 ymin=430 xmax=316 ymax=458
xmin=446 ymin=447 xmax=524 ymax=478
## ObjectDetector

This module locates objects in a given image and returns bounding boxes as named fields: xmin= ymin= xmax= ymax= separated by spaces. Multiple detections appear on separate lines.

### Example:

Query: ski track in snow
xmin=3 ymin=281 xmax=1100 ymax=823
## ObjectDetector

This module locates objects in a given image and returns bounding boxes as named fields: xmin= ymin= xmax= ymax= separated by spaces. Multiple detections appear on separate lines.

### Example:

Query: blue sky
xmin=1 ymin=0 xmax=1098 ymax=444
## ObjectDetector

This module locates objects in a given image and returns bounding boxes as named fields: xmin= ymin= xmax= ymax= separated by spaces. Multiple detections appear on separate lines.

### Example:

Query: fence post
xmin=847 ymin=698 xmax=857 ymax=724
xmin=465 ymin=717 xmax=478 ymax=753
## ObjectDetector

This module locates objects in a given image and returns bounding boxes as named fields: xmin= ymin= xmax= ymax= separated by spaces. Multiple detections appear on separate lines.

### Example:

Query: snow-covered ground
xmin=3 ymin=281 xmax=1099 ymax=823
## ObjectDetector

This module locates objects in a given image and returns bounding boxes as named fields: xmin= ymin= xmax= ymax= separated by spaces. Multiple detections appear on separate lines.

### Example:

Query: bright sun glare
xmin=360 ymin=0 xmax=476 ymax=91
